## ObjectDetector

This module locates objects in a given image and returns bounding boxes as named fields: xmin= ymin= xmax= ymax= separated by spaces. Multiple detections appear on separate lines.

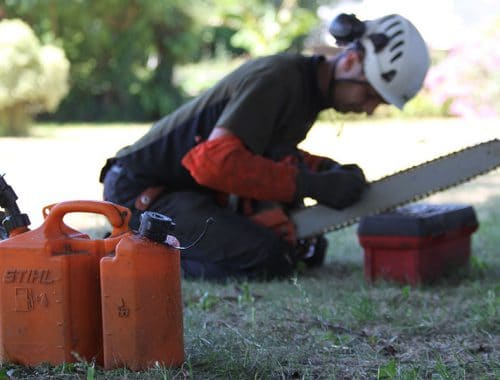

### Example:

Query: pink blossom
xmin=425 ymin=18 xmax=500 ymax=118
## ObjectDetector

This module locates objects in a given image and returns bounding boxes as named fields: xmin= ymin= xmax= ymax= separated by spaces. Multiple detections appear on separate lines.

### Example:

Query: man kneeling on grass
xmin=100 ymin=13 xmax=430 ymax=280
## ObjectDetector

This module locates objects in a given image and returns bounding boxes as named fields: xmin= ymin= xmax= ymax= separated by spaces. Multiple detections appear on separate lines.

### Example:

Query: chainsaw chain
xmin=318 ymin=139 xmax=500 ymax=234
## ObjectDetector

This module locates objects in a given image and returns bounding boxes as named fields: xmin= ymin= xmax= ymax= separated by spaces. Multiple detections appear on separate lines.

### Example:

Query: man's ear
xmin=339 ymin=50 xmax=363 ymax=74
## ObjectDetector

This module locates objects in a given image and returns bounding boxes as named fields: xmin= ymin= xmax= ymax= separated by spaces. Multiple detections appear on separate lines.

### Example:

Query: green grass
xmin=2 ymin=198 xmax=498 ymax=379
xmin=0 ymin=122 xmax=498 ymax=379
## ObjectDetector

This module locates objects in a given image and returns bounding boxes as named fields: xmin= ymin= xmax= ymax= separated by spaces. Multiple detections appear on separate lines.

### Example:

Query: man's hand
xmin=296 ymin=164 xmax=368 ymax=209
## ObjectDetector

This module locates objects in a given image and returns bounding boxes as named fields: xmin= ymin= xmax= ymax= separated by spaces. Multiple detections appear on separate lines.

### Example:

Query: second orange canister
xmin=100 ymin=211 xmax=184 ymax=370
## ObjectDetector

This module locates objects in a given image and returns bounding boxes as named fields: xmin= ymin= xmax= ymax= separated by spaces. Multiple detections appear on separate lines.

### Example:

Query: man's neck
xmin=317 ymin=59 xmax=333 ymax=99
xmin=317 ymin=55 xmax=341 ymax=107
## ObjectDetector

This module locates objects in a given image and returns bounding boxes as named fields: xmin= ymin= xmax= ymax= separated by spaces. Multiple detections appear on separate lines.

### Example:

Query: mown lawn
xmin=0 ymin=119 xmax=498 ymax=379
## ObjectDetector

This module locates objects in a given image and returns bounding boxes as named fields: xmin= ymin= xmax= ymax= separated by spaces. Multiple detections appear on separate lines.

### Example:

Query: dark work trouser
xmin=102 ymin=164 xmax=296 ymax=281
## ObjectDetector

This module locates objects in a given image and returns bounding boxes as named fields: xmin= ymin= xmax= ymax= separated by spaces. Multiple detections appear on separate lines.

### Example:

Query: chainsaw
xmin=291 ymin=139 xmax=500 ymax=239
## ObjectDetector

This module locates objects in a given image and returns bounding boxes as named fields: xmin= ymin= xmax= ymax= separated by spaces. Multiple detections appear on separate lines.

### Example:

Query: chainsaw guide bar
xmin=291 ymin=139 xmax=500 ymax=239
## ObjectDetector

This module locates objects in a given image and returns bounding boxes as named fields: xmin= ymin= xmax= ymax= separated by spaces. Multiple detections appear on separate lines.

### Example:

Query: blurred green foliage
xmin=3 ymin=0 xmax=201 ymax=121
xmin=1 ymin=0 xmax=321 ymax=123
xmin=4 ymin=0 xmax=493 ymax=129
xmin=0 ymin=18 xmax=69 ymax=135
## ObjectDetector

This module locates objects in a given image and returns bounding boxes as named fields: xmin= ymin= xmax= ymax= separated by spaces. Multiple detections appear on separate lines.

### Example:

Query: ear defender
xmin=328 ymin=13 xmax=366 ymax=46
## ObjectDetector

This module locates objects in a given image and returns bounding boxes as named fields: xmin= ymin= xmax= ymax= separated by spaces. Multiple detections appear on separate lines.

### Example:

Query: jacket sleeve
xmin=181 ymin=135 xmax=298 ymax=202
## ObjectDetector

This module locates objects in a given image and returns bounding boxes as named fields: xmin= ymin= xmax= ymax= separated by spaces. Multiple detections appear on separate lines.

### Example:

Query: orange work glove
xmin=250 ymin=208 xmax=297 ymax=246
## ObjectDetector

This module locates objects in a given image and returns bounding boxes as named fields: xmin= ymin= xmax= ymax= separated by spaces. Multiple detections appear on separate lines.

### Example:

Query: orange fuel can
xmin=0 ymin=200 xmax=131 ymax=366
xmin=100 ymin=211 xmax=184 ymax=370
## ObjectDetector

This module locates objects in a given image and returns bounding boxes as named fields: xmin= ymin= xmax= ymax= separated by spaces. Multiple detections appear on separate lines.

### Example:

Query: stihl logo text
xmin=3 ymin=269 xmax=55 ymax=284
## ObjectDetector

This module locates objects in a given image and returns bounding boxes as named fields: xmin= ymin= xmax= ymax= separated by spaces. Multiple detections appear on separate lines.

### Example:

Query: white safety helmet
xmin=329 ymin=14 xmax=430 ymax=109
xmin=361 ymin=14 xmax=430 ymax=109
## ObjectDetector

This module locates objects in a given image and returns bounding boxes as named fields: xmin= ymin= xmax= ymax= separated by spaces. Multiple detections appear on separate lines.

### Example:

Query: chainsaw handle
xmin=43 ymin=200 xmax=131 ymax=239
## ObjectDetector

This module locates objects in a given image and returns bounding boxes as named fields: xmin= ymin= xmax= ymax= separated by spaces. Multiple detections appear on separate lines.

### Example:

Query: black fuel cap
xmin=2 ymin=213 xmax=30 ymax=234
xmin=138 ymin=211 xmax=175 ymax=243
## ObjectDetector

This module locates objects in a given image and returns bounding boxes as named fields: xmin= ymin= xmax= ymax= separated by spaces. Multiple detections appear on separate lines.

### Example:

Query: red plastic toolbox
xmin=357 ymin=204 xmax=479 ymax=285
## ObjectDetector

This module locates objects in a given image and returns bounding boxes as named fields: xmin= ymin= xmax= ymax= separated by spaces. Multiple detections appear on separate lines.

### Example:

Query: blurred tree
xmin=0 ymin=18 xmax=69 ymax=135
xmin=1 ymin=0 xmax=322 ymax=122
xmin=193 ymin=0 xmax=317 ymax=56
xmin=3 ymin=0 xmax=200 ymax=121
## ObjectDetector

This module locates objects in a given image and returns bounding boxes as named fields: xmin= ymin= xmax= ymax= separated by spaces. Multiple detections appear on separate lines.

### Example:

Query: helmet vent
xmin=378 ymin=14 xmax=397 ymax=24
xmin=381 ymin=70 xmax=397 ymax=82
xmin=390 ymin=41 xmax=404 ymax=52
xmin=384 ymin=21 xmax=400 ymax=33
xmin=388 ymin=30 xmax=404 ymax=41
xmin=390 ymin=51 xmax=403 ymax=63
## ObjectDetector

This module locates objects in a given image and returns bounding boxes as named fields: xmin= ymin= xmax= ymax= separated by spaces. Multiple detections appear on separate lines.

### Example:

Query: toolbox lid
xmin=357 ymin=203 xmax=478 ymax=237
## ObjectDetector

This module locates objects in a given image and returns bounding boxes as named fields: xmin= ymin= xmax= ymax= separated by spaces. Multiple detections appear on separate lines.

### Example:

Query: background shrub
xmin=0 ymin=18 xmax=69 ymax=136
